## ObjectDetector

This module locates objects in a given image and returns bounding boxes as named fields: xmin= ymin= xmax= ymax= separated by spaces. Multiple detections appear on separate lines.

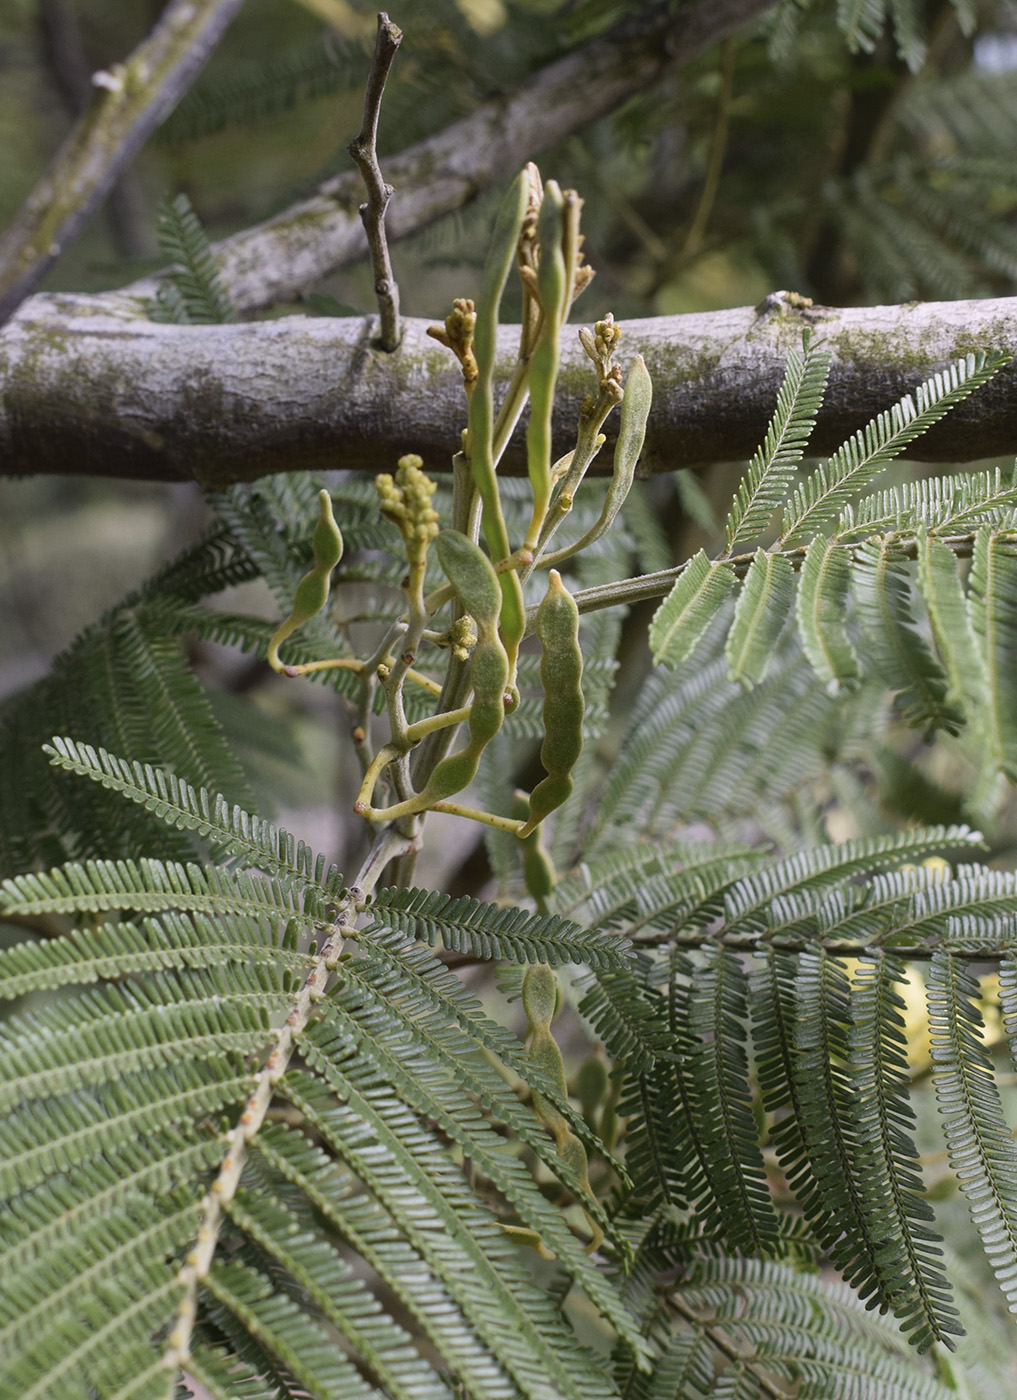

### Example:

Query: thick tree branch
xmin=3 ymin=293 xmax=1017 ymax=484
xmin=0 ymin=0 xmax=245 ymax=328
xmin=123 ymin=0 xmax=776 ymax=313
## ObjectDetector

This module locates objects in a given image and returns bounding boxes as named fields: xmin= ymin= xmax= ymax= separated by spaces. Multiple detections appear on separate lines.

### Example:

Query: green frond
xmin=927 ymin=951 xmax=1017 ymax=1312
xmin=724 ymin=336 xmax=831 ymax=551
xmin=782 ymin=948 xmax=893 ymax=1304
xmin=888 ymin=0 xmax=926 ymax=71
xmin=306 ymin=982 xmax=638 ymax=1347
xmin=282 ymin=1067 xmax=621 ymax=1400
xmin=582 ymin=952 xmax=704 ymax=1220
xmin=915 ymin=532 xmax=987 ymax=718
xmin=577 ymin=958 xmax=666 ymax=1075
xmin=41 ymin=737 xmax=345 ymax=900
xmin=0 ymin=979 xmax=274 ymax=1113
xmin=845 ymin=954 xmax=958 ymax=1349
xmin=674 ymin=1258 xmax=967 ymax=1400
xmin=355 ymin=928 xmax=621 ymax=1179
xmin=135 ymin=519 xmax=260 ymax=603
xmin=837 ymin=0 xmax=886 ymax=55
xmin=2 ymin=1252 xmax=183 ymax=1400
xmin=725 ymin=549 xmax=795 ymax=687
xmin=967 ymin=527 xmax=1017 ymax=780
xmin=0 ymin=613 xmax=254 ymax=872
xmin=366 ymin=885 xmax=631 ymax=966
xmin=795 ymin=536 xmax=860 ymax=693
xmin=649 ymin=551 xmax=737 ymax=668
xmin=250 ymin=1121 xmax=519 ymax=1399
xmin=780 ymin=353 xmax=1010 ymax=546
xmin=203 ymin=1258 xmax=375 ymax=1400
xmin=839 ymin=465 xmax=1017 ymax=539
xmin=723 ymin=826 xmax=979 ymax=936
xmin=852 ymin=538 xmax=964 ymax=735
xmin=595 ymin=631 xmax=855 ymax=841
xmin=148 ymin=194 xmax=236 ymax=325
xmin=0 ymin=909 xmax=309 ymax=1001
xmin=221 ymin=1188 xmax=440 ymax=1400
xmin=685 ymin=948 xmax=784 ymax=1256
xmin=562 ymin=840 xmax=765 ymax=940
xmin=0 ymin=856 xmax=312 ymax=930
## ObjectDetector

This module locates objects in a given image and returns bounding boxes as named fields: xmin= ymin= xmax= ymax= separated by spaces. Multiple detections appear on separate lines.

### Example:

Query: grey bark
xmin=3 ymin=291 xmax=1016 ymax=485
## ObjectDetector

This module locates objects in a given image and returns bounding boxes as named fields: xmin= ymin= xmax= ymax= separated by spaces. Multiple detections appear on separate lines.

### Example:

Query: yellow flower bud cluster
xmin=375 ymin=454 xmax=440 ymax=567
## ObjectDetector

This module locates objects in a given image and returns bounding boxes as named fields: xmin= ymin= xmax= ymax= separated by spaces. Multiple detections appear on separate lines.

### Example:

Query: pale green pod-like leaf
xmin=470 ymin=169 xmax=531 ymax=565
xmin=725 ymin=550 xmax=795 ymax=688
xmin=649 ymin=550 xmax=737 ymax=668
xmin=967 ymin=527 xmax=1017 ymax=781
xmin=916 ymin=531 xmax=988 ymax=719
xmin=539 ymin=354 xmax=652 ymax=571
xmin=525 ymin=182 xmax=567 ymax=546
xmin=853 ymin=539 xmax=964 ymax=735
xmin=796 ymin=535 xmax=861 ymax=694
xmin=724 ymin=334 xmax=831 ymax=551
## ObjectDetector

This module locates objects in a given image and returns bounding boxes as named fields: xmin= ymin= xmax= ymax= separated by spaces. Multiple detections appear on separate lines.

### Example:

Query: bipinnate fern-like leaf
xmin=685 ymin=949 xmax=784 ymax=1257
xmin=967 ymin=527 xmax=1017 ymax=781
xmin=725 ymin=549 xmax=795 ymax=688
xmin=663 ymin=1258 xmax=973 ymax=1400
xmin=780 ymin=352 xmax=1008 ymax=547
xmin=649 ymin=347 xmax=1014 ymax=755
xmin=926 ymin=952 xmax=1017 ymax=1314
xmin=845 ymin=954 xmax=960 ymax=1350
xmin=724 ymin=335 xmax=832 ymax=551
xmin=852 ymin=537 xmax=963 ymax=735
xmin=0 ymin=745 xmax=652 ymax=1400
xmin=366 ymin=884 xmax=631 ymax=966
xmin=795 ymin=536 xmax=860 ymax=693
xmin=649 ymin=550 xmax=737 ymax=667
xmin=579 ymin=818 xmax=1017 ymax=1355
xmin=149 ymin=192 xmax=237 ymax=325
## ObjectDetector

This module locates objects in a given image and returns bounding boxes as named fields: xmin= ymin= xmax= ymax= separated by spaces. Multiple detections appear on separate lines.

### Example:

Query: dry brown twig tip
xmin=348 ymin=11 xmax=404 ymax=351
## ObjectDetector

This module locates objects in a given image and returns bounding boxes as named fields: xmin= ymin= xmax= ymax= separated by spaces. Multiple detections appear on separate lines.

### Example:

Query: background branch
xmin=0 ymin=0 xmax=245 ymax=329
xmin=348 ymin=11 xmax=403 ymax=351
xmin=122 ymin=0 xmax=775 ymax=313
xmin=3 ymin=293 xmax=1017 ymax=483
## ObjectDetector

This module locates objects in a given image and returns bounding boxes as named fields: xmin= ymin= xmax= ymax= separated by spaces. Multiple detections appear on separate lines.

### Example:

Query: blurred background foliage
xmin=6 ymin=0 xmax=1017 ymax=867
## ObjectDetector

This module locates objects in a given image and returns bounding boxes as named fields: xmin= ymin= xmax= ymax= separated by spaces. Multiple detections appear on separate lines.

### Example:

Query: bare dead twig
xmin=348 ymin=11 xmax=403 ymax=352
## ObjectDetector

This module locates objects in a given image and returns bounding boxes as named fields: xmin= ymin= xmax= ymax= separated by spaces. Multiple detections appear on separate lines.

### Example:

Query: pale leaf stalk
xmin=162 ymin=821 xmax=415 ymax=1378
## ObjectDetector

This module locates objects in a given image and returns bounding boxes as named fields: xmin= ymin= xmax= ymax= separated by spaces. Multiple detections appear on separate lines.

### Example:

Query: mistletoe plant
xmin=6 ymin=163 xmax=1017 ymax=1399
